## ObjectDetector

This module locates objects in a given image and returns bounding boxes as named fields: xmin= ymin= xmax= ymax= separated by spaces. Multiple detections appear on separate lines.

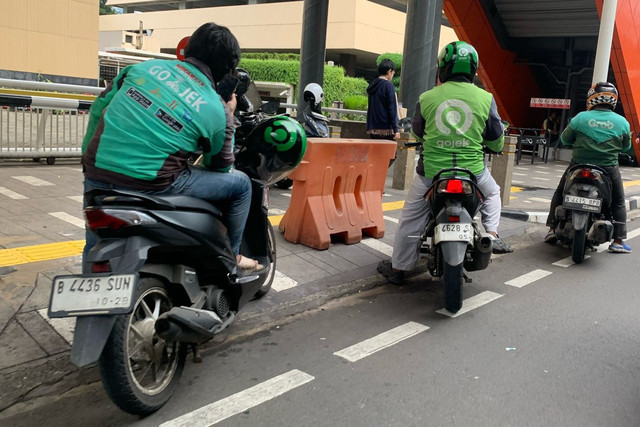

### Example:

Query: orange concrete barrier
xmin=278 ymin=137 xmax=397 ymax=250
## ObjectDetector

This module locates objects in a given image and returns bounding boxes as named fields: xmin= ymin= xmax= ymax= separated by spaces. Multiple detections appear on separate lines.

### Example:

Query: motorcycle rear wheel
xmin=443 ymin=262 xmax=464 ymax=313
xmin=99 ymin=277 xmax=187 ymax=416
xmin=254 ymin=225 xmax=276 ymax=298
xmin=572 ymin=228 xmax=587 ymax=264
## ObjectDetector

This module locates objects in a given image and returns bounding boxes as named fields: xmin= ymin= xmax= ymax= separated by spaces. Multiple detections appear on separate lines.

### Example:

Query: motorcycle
xmin=419 ymin=167 xmax=494 ymax=313
xmin=550 ymin=163 xmax=613 ymax=263
xmin=47 ymin=74 xmax=307 ymax=415
xmin=274 ymin=87 xmax=330 ymax=190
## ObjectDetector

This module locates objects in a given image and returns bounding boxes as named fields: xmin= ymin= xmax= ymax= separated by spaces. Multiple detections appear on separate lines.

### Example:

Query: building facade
xmin=0 ymin=0 xmax=99 ymax=85
xmin=102 ymin=0 xmax=456 ymax=77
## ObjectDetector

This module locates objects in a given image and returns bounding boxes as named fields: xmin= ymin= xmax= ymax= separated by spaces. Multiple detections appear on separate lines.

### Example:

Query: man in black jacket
xmin=366 ymin=59 xmax=400 ymax=142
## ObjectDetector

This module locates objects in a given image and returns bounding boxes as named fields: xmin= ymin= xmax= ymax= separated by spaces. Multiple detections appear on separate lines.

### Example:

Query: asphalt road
xmin=3 ymin=219 xmax=639 ymax=427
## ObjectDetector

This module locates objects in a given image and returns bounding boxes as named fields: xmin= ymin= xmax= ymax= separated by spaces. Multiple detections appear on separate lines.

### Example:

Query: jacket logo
xmin=435 ymin=99 xmax=473 ymax=135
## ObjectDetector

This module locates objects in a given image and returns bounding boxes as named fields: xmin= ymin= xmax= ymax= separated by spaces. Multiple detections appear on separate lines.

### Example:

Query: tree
xmin=100 ymin=0 xmax=117 ymax=15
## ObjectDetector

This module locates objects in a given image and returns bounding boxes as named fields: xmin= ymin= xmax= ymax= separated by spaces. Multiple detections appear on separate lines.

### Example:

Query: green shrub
xmin=377 ymin=53 xmax=403 ymax=74
xmin=344 ymin=95 xmax=368 ymax=111
xmin=242 ymin=52 xmax=300 ymax=61
xmin=238 ymin=58 xmax=369 ymax=108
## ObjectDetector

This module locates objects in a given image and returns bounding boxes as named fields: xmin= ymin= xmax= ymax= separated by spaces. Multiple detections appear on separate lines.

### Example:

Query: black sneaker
xmin=492 ymin=237 xmax=513 ymax=254
xmin=544 ymin=230 xmax=558 ymax=245
xmin=377 ymin=260 xmax=405 ymax=285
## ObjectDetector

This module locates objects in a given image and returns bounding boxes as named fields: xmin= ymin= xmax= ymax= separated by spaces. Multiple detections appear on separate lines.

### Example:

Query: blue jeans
xmin=83 ymin=167 xmax=252 ymax=268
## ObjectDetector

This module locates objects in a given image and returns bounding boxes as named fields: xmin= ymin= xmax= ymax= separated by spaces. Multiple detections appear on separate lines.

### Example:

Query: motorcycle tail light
xmin=437 ymin=179 xmax=472 ymax=194
xmin=448 ymin=215 xmax=460 ymax=222
xmin=579 ymin=169 xmax=593 ymax=179
xmin=91 ymin=261 xmax=111 ymax=273
xmin=85 ymin=208 xmax=157 ymax=231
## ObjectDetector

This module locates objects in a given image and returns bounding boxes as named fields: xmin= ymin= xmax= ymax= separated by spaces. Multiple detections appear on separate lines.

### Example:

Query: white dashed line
xmin=383 ymin=215 xmax=399 ymax=223
xmin=334 ymin=321 xmax=429 ymax=362
xmin=505 ymin=269 xmax=552 ymax=288
xmin=532 ymin=177 xmax=551 ymax=181
xmin=281 ymin=193 xmax=292 ymax=198
xmin=67 ymin=195 xmax=84 ymax=203
xmin=12 ymin=176 xmax=55 ymax=186
xmin=359 ymin=237 xmax=393 ymax=257
xmin=271 ymin=271 xmax=298 ymax=292
xmin=160 ymin=370 xmax=314 ymax=427
xmin=38 ymin=309 xmax=75 ymax=345
xmin=0 ymin=187 xmax=27 ymax=199
xmin=529 ymin=197 xmax=551 ymax=203
xmin=436 ymin=291 xmax=503 ymax=317
xmin=48 ymin=212 xmax=85 ymax=228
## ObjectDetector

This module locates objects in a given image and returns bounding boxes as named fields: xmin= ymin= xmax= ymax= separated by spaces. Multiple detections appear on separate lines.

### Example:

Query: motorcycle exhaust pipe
xmin=464 ymin=233 xmax=493 ymax=272
xmin=156 ymin=306 xmax=233 ymax=344
xmin=587 ymin=220 xmax=613 ymax=244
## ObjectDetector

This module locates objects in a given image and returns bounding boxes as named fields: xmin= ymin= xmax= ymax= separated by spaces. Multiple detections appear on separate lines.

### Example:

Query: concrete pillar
xmin=490 ymin=136 xmax=517 ymax=206
xmin=592 ymin=0 xmax=618 ymax=84
xmin=297 ymin=0 xmax=329 ymax=120
xmin=399 ymin=0 xmax=442 ymax=119
xmin=392 ymin=132 xmax=416 ymax=190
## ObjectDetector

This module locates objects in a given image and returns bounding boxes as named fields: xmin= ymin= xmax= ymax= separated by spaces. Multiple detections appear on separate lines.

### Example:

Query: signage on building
xmin=530 ymin=98 xmax=571 ymax=109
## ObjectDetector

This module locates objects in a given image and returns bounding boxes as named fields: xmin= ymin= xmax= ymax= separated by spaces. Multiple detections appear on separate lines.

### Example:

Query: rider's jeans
xmin=546 ymin=162 xmax=627 ymax=239
xmin=391 ymin=167 xmax=501 ymax=271
xmin=83 ymin=167 xmax=252 ymax=271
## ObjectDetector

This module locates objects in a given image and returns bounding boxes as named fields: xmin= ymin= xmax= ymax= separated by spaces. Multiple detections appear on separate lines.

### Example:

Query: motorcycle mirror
xmin=261 ymin=100 xmax=280 ymax=115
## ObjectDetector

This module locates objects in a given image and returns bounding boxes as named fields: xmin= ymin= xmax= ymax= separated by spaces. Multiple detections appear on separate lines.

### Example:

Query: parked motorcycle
xmin=419 ymin=167 xmax=494 ymax=313
xmin=47 ymin=74 xmax=307 ymax=415
xmin=274 ymin=82 xmax=329 ymax=189
xmin=550 ymin=163 xmax=613 ymax=263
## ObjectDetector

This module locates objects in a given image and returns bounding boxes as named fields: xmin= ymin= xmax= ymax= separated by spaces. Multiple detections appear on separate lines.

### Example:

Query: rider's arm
xmin=560 ymin=123 xmax=576 ymax=148
xmin=410 ymin=102 xmax=426 ymax=142
xmin=482 ymin=98 xmax=504 ymax=152
xmin=385 ymin=83 xmax=399 ymax=134
xmin=81 ymin=66 xmax=132 ymax=153
xmin=621 ymin=131 xmax=632 ymax=153
xmin=203 ymin=98 xmax=236 ymax=172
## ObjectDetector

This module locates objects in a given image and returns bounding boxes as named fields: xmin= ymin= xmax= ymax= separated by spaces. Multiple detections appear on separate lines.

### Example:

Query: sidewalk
xmin=2 ymin=156 xmax=640 ymax=413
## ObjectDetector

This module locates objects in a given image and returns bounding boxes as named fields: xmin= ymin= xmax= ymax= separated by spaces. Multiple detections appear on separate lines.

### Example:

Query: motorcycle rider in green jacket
xmin=378 ymin=40 xmax=512 ymax=286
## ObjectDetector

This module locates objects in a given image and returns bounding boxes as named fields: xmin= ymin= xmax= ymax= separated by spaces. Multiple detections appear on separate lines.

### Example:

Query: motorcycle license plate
xmin=48 ymin=274 xmax=137 ymax=318
xmin=563 ymin=195 xmax=602 ymax=213
xmin=434 ymin=223 xmax=473 ymax=244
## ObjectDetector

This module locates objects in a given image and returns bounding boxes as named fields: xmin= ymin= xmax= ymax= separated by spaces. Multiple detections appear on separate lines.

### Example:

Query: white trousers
xmin=391 ymin=168 xmax=502 ymax=271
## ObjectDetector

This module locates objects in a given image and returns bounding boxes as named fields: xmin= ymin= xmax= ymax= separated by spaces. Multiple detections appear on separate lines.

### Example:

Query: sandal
xmin=237 ymin=255 xmax=264 ymax=271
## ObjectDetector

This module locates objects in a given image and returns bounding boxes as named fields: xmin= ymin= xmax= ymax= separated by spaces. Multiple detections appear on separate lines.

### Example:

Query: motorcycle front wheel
xmin=443 ymin=262 xmax=464 ymax=313
xmin=98 ymin=277 xmax=187 ymax=416
xmin=254 ymin=225 xmax=277 ymax=298
xmin=572 ymin=227 xmax=587 ymax=264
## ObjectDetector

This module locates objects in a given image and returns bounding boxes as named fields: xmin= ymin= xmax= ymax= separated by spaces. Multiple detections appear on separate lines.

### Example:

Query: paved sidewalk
xmin=2 ymin=156 xmax=640 ymax=413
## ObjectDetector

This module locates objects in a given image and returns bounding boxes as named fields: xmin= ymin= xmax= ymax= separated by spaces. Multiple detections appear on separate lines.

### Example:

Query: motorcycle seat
xmin=154 ymin=195 xmax=224 ymax=217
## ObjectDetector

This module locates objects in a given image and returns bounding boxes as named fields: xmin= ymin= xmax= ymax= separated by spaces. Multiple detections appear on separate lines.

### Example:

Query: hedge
xmin=238 ymin=58 xmax=368 ymax=107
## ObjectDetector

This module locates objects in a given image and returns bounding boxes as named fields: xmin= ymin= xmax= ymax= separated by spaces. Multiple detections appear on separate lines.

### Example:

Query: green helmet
xmin=438 ymin=41 xmax=478 ymax=83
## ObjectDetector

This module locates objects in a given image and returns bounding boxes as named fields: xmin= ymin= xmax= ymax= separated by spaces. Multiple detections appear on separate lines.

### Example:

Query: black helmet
xmin=437 ymin=41 xmax=479 ymax=83
xmin=184 ymin=22 xmax=241 ymax=83
xmin=587 ymin=82 xmax=618 ymax=110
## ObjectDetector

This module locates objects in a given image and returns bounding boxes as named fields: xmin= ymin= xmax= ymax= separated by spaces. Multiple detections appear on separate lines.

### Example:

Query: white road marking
xmin=48 ymin=212 xmax=85 ymax=228
xmin=505 ymin=269 xmax=552 ymax=288
xmin=383 ymin=215 xmax=399 ymax=223
xmin=281 ymin=193 xmax=292 ymax=198
xmin=0 ymin=187 xmax=27 ymax=199
xmin=532 ymin=177 xmax=551 ymax=181
xmin=271 ymin=271 xmax=298 ymax=292
xmin=12 ymin=176 xmax=54 ymax=186
xmin=436 ymin=291 xmax=503 ymax=318
xmin=359 ymin=237 xmax=393 ymax=257
xmin=334 ymin=321 xmax=429 ymax=362
xmin=512 ymin=180 xmax=524 ymax=184
xmin=160 ymin=369 xmax=314 ymax=427
xmin=535 ymin=171 xmax=551 ymax=174
xmin=67 ymin=195 xmax=84 ymax=203
xmin=529 ymin=197 xmax=551 ymax=203
xmin=37 ymin=309 xmax=75 ymax=345
xmin=627 ymin=227 xmax=640 ymax=240
xmin=512 ymin=172 xmax=527 ymax=176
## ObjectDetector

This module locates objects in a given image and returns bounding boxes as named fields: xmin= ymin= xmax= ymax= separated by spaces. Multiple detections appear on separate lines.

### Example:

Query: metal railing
xmin=0 ymin=79 xmax=98 ymax=162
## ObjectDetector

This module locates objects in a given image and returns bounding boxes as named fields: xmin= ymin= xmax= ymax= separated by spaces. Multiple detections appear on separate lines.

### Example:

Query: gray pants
xmin=391 ymin=168 xmax=502 ymax=271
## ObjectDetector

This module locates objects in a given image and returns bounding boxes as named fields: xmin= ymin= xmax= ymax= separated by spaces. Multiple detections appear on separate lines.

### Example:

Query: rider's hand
xmin=227 ymin=93 xmax=237 ymax=115
xmin=393 ymin=132 xmax=401 ymax=140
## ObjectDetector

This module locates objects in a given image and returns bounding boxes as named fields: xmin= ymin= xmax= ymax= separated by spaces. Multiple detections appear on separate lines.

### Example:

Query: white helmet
xmin=303 ymin=82 xmax=324 ymax=110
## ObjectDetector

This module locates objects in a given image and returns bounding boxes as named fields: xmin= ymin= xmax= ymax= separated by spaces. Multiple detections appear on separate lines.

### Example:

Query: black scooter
xmin=47 ymin=75 xmax=306 ymax=415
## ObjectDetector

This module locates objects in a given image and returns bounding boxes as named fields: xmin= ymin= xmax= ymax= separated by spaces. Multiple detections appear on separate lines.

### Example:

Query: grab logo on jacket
xmin=435 ymin=99 xmax=473 ymax=136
